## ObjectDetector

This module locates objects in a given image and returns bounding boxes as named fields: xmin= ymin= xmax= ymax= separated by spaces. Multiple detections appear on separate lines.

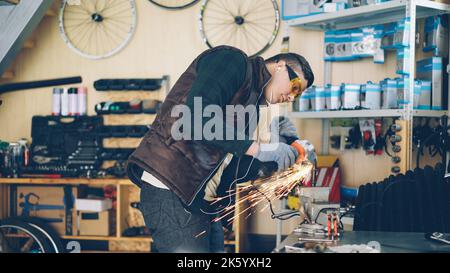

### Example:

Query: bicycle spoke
xmin=60 ymin=0 xmax=136 ymax=58
xmin=199 ymin=0 xmax=279 ymax=56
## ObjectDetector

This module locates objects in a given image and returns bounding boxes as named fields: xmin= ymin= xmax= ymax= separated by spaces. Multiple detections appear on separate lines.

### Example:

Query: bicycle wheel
xmin=199 ymin=0 xmax=280 ymax=57
xmin=149 ymin=0 xmax=199 ymax=9
xmin=59 ymin=0 xmax=137 ymax=59
xmin=0 ymin=218 xmax=54 ymax=253
xmin=16 ymin=217 xmax=64 ymax=253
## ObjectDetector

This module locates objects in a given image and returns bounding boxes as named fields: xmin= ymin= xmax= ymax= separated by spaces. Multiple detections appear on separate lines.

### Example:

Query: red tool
xmin=327 ymin=214 xmax=332 ymax=238
xmin=333 ymin=213 xmax=339 ymax=237
xmin=374 ymin=119 xmax=384 ymax=155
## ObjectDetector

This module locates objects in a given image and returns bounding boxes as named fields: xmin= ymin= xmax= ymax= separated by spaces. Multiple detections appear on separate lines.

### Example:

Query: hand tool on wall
xmin=94 ymin=78 xmax=165 ymax=91
xmin=19 ymin=193 xmax=64 ymax=223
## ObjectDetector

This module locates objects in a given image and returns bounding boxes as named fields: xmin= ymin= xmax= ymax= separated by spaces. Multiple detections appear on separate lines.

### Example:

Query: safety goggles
xmin=286 ymin=64 xmax=304 ymax=101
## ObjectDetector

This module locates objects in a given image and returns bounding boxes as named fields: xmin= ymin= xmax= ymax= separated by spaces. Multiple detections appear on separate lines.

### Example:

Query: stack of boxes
xmin=75 ymin=198 xmax=113 ymax=236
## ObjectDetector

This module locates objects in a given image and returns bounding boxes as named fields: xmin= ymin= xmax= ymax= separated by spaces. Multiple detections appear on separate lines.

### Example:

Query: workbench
xmin=275 ymin=231 xmax=450 ymax=253
xmin=0 ymin=178 xmax=247 ymax=252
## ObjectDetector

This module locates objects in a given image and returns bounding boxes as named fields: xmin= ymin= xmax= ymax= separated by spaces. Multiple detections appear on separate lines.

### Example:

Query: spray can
xmin=52 ymin=88 xmax=62 ymax=116
xmin=9 ymin=143 xmax=20 ymax=178
xmin=17 ymin=139 xmax=29 ymax=167
xmin=68 ymin=87 xmax=78 ymax=116
xmin=61 ymin=88 xmax=69 ymax=116
xmin=78 ymin=87 xmax=87 ymax=116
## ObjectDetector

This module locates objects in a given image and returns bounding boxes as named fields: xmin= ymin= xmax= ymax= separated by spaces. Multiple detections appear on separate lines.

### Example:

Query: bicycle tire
xmin=11 ymin=217 xmax=64 ymax=253
xmin=0 ymin=218 xmax=54 ymax=253
xmin=148 ymin=0 xmax=199 ymax=9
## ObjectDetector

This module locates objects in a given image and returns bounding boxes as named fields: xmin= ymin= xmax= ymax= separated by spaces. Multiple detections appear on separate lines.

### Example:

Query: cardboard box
xmin=362 ymin=82 xmax=382 ymax=109
xmin=75 ymin=198 xmax=112 ymax=212
xmin=423 ymin=16 xmax=448 ymax=58
xmin=417 ymin=57 xmax=443 ymax=110
xmin=381 ymin=79 xmax=398 ymax=109
xmin=413 ymin=80 xmax=422 ymax=109
xmin=396 ymin=47 xmax=410 ymax=75
xmin=78 ymin=210 xmax=111 ymax=236
xmin=396 ymin=77 xmax=410 ymax=109
xmin=342 ymin=84 xmax=361 ymax=109
xmin=329 ymin=85 xmax=341 ymax=110
xmin=282 ymin=0 xmax=323 ymax=20
xmin=299 ymin=87 xmax=314 ymax=111
xmin=303 ymin=155 xmax=341 ymax=203
xmin=418 ymin=80 xmax=432 ymax=109
xmin=16 ymin=186 xmax=77 ymax=236
xmin=323 ymin=2 xmax=346 ymax=12
xmin=315 ymin=86 xmax=326 ymax=111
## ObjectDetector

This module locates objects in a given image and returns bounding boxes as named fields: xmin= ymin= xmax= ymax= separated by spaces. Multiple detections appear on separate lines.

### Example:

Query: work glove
xmin=270 ymin=116 xmax=298 ymax=143
xmin=297 ymin=139 xmax=317 ymax=166
xmin=255 ymin=143 xmax=299 ymax=171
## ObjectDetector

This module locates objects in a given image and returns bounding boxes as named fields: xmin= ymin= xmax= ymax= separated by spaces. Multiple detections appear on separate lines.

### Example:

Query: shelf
xmin=61 ymin=235 xmax=152 ymax=242
xmin=0 ymin=178 xmax=134 ymax=186
xmin=290 ymin=109 xmax=403 ymax=119
xmin=413 ymin=110 xmax=448 ymax=117
xmin=287 ymin=0 xmax=450 ymax=30
xmin=290 ymin=109 xmax=447 ymax=119
xmin=61 ymin=236 xmax=231 ymax=244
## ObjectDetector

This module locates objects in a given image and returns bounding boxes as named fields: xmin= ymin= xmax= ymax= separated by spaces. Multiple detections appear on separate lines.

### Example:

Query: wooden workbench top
xmin=0 ymin=177 xmax=134 ymax=186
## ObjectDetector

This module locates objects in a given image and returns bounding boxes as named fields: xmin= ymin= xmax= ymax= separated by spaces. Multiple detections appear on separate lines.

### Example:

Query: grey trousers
xmin=139 ymin=182 xmax=224 ymax=253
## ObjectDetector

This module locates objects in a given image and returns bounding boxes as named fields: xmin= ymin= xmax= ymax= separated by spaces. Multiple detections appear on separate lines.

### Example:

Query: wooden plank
xmin=0 ymin=185 xmax=8 ymax=220
xmin=125 ymin=185 xmax=144 ymax=228
xmin=103 ymin=138 xmax=141 ymax=148
xmin=102 ymin=114 xmax=155 ymax=126
xmin=0 ymin=178 xmax=133 ymax=185
xmin=102 ymin=91 xmax=163 ymax=102
xmin=235 ymin=185 xmax=250 ymax=254
xmin=118 ymin=185 xmax=131 ymax=237
xmin=61 ymin=235 xmax=152 ymax=242
xmin=108 ymin=239 xmax=151 ymax=252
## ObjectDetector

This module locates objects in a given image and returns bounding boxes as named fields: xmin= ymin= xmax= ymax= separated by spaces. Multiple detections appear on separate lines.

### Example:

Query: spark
xmin=195 ymin=230 xmax=207 ymax=238
xmin=210 ymin=162 xmax=314 ymax=224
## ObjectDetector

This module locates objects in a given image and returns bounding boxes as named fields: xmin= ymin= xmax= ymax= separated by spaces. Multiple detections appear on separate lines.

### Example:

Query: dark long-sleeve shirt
xmin=185 ymin=49 xmax=254 ymax=156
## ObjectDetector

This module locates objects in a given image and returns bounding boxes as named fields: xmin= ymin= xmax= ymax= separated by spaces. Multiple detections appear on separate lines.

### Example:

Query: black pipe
xmin=0 ymin=76 xmax=82 ymax=94
xmin=440 ymin=115 xmax=448 ymax=172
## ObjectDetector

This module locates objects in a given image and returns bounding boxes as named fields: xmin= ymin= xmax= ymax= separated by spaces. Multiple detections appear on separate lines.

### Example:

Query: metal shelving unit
xmin=289 ymin=109 xmax=448 ymax=118
xmin=287 ymin=0 xmax=450 ymax=30
xmin=276 ymin=0 xmax=450 ymax=249
xmin=290 ymin=109 xmax=404 ymax=119
xmin=287 ymin=0 xmax=450 ymax=169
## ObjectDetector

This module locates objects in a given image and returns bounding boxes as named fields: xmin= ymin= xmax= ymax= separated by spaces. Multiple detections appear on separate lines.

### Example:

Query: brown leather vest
xmin=127 ymin=46 xmax=272 ymax=206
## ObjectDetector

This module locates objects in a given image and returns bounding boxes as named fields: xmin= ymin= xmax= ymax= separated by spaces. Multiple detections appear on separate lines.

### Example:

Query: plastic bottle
xmin=68 ymin=87 xmax=78 ymax=116
xmin=78 ymin=87 xmax=87 ymax=116
xmin=61 ymin=88 xmax=69 ymax=116
xmin=52 ymin=88 xmax=62 ymax=116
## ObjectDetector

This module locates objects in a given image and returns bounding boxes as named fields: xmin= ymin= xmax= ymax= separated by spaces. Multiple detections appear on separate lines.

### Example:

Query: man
xmin=127 ymin=45 xmax=315 ymax=253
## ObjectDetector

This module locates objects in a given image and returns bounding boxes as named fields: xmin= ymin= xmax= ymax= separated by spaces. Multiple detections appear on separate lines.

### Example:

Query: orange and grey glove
xmin=255 ymin=143 xmax=299 ymax=171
